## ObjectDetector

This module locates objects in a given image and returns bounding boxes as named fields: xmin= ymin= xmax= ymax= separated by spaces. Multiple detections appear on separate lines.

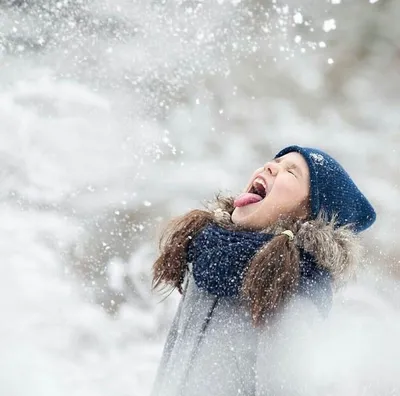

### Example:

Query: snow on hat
xmin=275 ymin=145 xmax=376 ymax=233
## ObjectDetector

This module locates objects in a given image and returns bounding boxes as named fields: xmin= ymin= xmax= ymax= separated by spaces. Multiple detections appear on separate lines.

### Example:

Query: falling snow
xmin=0 ymin=0 xmax=399 ymax=395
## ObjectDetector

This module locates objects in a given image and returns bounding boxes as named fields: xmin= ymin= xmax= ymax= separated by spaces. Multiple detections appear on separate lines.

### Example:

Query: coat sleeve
xmin=150 ymin=277 xmax=190 ymax=396
xmin=256 ymin=296 xmax=326 ymax=396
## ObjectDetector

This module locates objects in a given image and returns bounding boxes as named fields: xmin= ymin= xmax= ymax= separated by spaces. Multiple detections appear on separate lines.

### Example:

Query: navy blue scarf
xmin=187 ymin=224 xmax=333 ymax=314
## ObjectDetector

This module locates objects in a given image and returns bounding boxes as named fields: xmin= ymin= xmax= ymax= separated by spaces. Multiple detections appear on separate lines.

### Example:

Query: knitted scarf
xmin=187 ymin=224 xmax=333 ymax=314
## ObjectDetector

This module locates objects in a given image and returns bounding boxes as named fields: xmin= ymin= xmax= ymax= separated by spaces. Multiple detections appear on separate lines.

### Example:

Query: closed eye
xmin=288 ymin=169 xmax=297 ymax=177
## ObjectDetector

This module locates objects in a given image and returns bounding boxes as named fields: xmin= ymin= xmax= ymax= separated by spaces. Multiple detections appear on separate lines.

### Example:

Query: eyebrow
xmin=274 ymin=157 xmax=303 ymax=177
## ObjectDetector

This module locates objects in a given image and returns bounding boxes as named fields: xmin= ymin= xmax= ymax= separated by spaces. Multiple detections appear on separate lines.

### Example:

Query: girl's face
xmin=231 ymin=152 xmax=311 ymax=229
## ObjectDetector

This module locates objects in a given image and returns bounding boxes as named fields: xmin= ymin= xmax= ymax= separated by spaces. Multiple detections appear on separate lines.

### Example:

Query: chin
xmin=231 ymin=208 xmax=262 ymax=229
xmin=231 ymin=207 xmax=252 ymax=226
xmin=231 ymin=208 xmax=244 ymax=225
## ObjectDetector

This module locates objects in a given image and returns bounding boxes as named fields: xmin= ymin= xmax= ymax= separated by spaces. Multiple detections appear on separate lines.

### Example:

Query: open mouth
xmin=233 ymin=176 xmax=269 ymax=208
xmin=249 ymin=177 xmax=268 ymax=199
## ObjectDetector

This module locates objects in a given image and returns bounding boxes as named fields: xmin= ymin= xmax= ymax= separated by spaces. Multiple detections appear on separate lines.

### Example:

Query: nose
xmin=264 ymin=161 xmax=280 ymax=176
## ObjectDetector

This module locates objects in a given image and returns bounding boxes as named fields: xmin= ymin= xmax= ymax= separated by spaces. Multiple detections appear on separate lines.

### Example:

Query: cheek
xmin=273 ymin=178 xmax=296 ymax=195
xmin=271 ymin=179 xmax=305 ymax=206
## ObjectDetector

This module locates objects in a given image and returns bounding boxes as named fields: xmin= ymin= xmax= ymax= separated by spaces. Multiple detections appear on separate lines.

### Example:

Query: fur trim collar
xmin=208 ymin=195 xmax=362 ymax=285
xmin=294 ymin=216 xmax=362 ymax=284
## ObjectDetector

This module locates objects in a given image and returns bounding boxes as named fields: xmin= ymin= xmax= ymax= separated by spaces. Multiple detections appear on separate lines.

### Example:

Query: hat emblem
xmin=310 ymin=152 xmax=325 ymax=165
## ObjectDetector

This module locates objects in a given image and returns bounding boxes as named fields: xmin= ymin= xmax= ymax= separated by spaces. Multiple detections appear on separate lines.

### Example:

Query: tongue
xmin=233 ymin=193 xmax=263 ymax=208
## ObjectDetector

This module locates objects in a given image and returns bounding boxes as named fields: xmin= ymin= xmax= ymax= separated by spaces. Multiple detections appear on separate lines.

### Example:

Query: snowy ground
xmin=1 ymin=1 xmax=400 ymax=395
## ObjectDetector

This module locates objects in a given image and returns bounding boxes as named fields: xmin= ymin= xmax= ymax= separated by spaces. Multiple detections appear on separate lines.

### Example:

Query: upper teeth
xmin=252 ymin=177 xmax=267 ymax=194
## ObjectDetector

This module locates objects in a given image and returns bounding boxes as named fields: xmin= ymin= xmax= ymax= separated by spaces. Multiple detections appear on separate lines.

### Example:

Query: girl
xmin=151 ymin=145 xmax=376 ymax=396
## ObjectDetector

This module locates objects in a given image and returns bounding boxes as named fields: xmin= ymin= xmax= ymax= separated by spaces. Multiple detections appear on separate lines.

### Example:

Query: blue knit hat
xmin=275 ymin=145 xmax=376 ymax=233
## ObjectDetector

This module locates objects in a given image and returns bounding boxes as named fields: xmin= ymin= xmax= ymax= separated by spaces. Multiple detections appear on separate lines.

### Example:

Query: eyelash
xmin=288 ymin=169 xmax=296 ymax=177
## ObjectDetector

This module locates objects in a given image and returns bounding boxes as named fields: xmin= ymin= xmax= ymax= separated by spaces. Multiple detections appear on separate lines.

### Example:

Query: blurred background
xmin=0 ymin=0 xmax=399 ymax=395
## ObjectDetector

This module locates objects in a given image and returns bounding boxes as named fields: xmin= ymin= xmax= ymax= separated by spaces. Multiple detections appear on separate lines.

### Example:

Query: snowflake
xmin=310 ymin=152 xmax=325 ymax=165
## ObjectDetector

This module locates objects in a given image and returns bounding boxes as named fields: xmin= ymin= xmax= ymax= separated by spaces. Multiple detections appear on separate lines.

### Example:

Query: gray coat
xmin=151 ymin=219 xmax=360 ymax=396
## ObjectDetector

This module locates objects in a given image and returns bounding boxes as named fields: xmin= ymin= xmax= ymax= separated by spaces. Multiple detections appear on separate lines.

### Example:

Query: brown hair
xmin=152 ymin=195 xmax=302 ymax=326
xmin=152 ymin=209 xmax=214 ymax=293
xmin=241 ymin=233 xmax=299 ymax=326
